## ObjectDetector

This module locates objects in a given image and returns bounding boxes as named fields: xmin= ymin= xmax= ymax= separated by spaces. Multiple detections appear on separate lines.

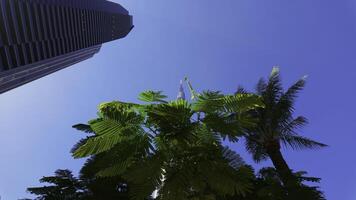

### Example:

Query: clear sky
xmin=0 ymin=0 xmax=355 ymax=199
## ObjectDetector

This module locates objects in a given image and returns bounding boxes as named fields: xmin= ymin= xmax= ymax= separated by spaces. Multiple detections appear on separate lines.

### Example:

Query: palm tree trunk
xmin=266 ymin=148 xmax=297 ymax=188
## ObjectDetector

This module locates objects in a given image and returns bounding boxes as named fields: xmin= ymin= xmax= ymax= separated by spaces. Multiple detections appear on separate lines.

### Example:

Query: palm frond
xmin=205 ymin=164 xmax=254 ymax=197
xmin=123 ymin=155 xmax=163 ymax=200
xmin=193 ymin=92 xmax=263 ymax=114
xmin=256 ymin=78 xmax=267 ymax=95
xmin=72 ymin=124 xmax=94 ymax=134
xmin=71 ymin=101 xmax=148 ymax=158
xmin=203 ymin=113 xmax=243 ymax=142
xmin=258 ymin=167 xmax=281 ymax=181
xmin=235 ymin=85 xmax=248 ymax=94
xmin=97 ymin=158 xmax=134 ymax=177
xmin=70 ymin=137 xmax=93 ymax=154
xmin=222 ymin=146 xmax=245 ymax=169
xmin=294 ymin=171 xmax=321 ymax=183
xmin=263 ymin=67 xmax=283 ymax=107
xmin=274 ymin=76 xmax=307 ymax=122
xmin=244 ymin=137 xmax=269 ymax=162
xmin=279 ymin=116 xmax=308 ymax=135
xmin=195 ymin=124 xmax=222 ymax=145
xmin=80 ymin=134 xmax=152 ymax=178
xmin=280 ymin=75 xmax=307 ymax=107
xmin=281 ymin=134 xmax=327 ymax=150
xmin=223 ymin=94 xmax=264 ymax=113
xmin=138 ymin=91 xmax=168 ymax=103
xmin=192 ymin=90 xmax=223 ymax=112
xmin=147 ymin=99 xmax=194 ymax=141
xmin=73 ymin=125 xmax=145 ymax=158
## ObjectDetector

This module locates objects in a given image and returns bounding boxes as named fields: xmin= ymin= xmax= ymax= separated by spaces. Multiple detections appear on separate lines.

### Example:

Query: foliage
xmin=27 ymin=170 xmax=87 ymax=200
xmin=252 ymin=167 xmax=325 ymax=200
xmin=214 ymin=167 xmax=325 ymax=200
xmin=239 ymin=68 xmax=327 ymax=188
xmin=27 ymin=70 xmax=327 ymax=199
xmin=26 ymin=167 xmax=130 ymax=200
xmin=187 ymin=68 xmax=327 ymax=192
xmin=71 ymin=90 xmax=262 ymax=200
xmin=241 ymin=67 xmax=327 ymax=162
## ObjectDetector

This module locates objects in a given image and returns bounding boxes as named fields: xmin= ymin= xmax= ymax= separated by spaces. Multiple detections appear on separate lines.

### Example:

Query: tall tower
xmin=0 ymin=0 xmax=133 ymax=94
xmin=177 ymin=80 xmax=186 ymax=100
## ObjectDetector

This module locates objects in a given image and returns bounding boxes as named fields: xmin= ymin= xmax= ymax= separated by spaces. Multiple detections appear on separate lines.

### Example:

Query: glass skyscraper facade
xmin=0 ymin=0 xmax=133 ymax=94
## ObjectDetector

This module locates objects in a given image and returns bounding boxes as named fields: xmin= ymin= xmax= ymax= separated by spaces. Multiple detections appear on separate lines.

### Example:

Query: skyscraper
xmin=0 ymin=0 xmax=133 ymax=94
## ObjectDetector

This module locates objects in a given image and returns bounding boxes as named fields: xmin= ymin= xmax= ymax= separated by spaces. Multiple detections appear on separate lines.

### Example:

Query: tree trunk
xmin=266 ymin=147 xmax=297 ymax=188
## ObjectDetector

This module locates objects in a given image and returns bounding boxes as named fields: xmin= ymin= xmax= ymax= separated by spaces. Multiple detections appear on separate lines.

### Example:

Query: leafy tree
xmin=71 ymin=91 xmax=262 ymax=200
xmin=220 ymin=167 xmax=325 ymax=200
xmin=28 ymin=71 xmax=327 ymax=199
xmin=26 ymin=167 xmax=130 ymax=200
xmin=27 ymin=169 xmax=87 ymax=200
xmin=79 ymin=155 xmax=131 ymax=200
xmin=248 ymin=167 xmax=325 ymax=200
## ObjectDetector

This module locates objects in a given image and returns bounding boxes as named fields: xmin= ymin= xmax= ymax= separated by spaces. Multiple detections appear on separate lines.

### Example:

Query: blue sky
xmin=0 ymin=0 xmax=356 ymax=199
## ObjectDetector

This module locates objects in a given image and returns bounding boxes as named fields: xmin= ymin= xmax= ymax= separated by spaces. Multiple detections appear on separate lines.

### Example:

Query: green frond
xmin=98 ymin=102 xmax=143 ymax=124
xmin=124 ymin=156 xmax=163 ymax=200
xmin=279 ymin=116 xmax=308 ymax=135
xmin=147 ymin=99 xmax=194 ymax=140
xmin=70 ymin=102 xmax=145 ymax=164
xmin=80 ymin=134 xmax=152 ymax=178
xmin=280 ymin=75 xmax=307 ymax=105
xmin=195 ymin=124 xmax=222 ymax=146
xmin=73 ymin=125 xmax=145 ymax=158
xmin=273 ymin=76 xmax=307 ymax=122
xmin=97 ymin=158 xmax=134 ymax=177
xmin=158 ymin=167 xmax=192 ymax=200
xmin=281 ymin=134 xmax=327 ymax=150
xmin=90 ymin=117 xmax=142 ymax=136
xmin=70 ymin=137 xmax=93 ymax=154
xmin=72 ymin=124 xmax=94 ymax=134
xmin=193 ymin=92 xmax=263 ymax=113
xmin=256 ymin=78 xmax=267 ymax=95
xmin=223 ymin=94 xmax=264 ymax=113
xmin=235 ymin=85 xmax=248 ymax=94
xmin=294 ymin=171 xmax=321 ymax=183
xmin=244 ymin=137 xmax=269 ymax=163
xmin=203 ymin=113 xmax=243 ymax=142
xmin=99 ymin=101 xmax=141 ymax=113
xmin=258 ymin=167 xmax=281 ymax=181
xmin=192 ymin=90 xmax=224 ymax=112
xmin=138 ymin=90 xmax=168 ymax=103
xmin=149 ymin=99 xmax=192 ymax=118
xmin=221 ymin=146 xmax=245 ymax=169
xmin=263 ymin=67 xmax=283 ymax=107
xmin=203 ymin=164 xmax=254 ymax=197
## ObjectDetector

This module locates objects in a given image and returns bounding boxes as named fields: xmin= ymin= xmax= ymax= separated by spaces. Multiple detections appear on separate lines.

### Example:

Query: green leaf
xmin=281 ymin=134 xmax=327 ymax=150
xmin=72 ymin=124 xmax=94 ymax=134
xmin=73 ymin=126 xmax=146 ymax=158
xmin=193 ymin=92 xmax=263 ymax=113
xmin=138 ymin=91 xmax=168 ymax=103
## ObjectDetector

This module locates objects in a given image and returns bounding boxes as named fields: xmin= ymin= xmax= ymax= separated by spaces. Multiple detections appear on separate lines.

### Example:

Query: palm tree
xmin=71 ymin=90 xmax=262 ymax=200
xmin=240 ymin=68 xmax=327 ymax=189
xmin=193 ymin=68 xmax=327 ymax=192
